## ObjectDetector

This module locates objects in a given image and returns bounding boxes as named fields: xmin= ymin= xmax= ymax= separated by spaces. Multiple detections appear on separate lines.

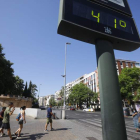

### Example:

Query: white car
xmin=83 ymin=108 xmax=94 ymax=112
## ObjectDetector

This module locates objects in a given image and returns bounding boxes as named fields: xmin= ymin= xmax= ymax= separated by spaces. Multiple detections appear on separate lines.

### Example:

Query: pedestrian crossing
xmin=77 ymin=118 xmax=140 ymax=140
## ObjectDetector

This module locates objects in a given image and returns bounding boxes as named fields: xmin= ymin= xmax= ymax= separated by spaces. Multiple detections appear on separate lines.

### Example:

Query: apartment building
xmin=45 ymin=95 xmax=55 ymax=106
xmin=116 ymin=59 xmax=140 ymax=75
xmin=54 ymin=59 xmax=139 ymax=108
xmin=38 ymin=96 xmax=46 ymax=106
xmin=54 ymin=90 xmax=61 ymax=102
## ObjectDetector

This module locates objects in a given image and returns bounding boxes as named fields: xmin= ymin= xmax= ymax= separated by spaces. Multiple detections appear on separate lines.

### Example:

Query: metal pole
xmin=64 ymin=43 xmax=67 ymax=108
xmin=95 ymin=40 xmax=127 ymax=140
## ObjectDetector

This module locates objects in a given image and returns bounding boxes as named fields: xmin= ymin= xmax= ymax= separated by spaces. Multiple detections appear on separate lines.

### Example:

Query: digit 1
xmin=114 ymin=19 xmax=117 ymax=28
xmin=91 ymin=10 xmax=100 ymax=23
xmin=119 ymin=20 xmax=126 ymax=28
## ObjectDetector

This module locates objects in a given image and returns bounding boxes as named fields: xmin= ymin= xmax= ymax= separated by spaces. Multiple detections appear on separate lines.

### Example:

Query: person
xmin=0 ymin=102 xmax=15 ymax=140
xmin=132 ymin=109 xmax=140 ymax=132
xmin=0 ymin=107 xmax=6 ymax=136
xmin=44 ymin=104 xmax=55 ymax=131
xmin=14 ymin=106 xmax=26 ymax=138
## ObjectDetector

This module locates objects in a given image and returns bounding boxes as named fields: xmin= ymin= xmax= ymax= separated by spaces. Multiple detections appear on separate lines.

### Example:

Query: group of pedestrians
xmin=0 ymin=103 xmax=55 ymax=140
xmin=0 ymin=102 xmax=26 ymax=140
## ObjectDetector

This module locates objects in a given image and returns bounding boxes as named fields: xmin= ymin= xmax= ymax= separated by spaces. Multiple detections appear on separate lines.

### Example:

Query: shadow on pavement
xmin=19 ymin=133 xmax=48 ymax=140
xmin=54 ymin=128 xmax=72 ymax=131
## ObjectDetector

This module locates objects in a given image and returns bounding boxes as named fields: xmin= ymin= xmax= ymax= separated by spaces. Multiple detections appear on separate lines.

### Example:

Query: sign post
xmin=95 ymin=39 xmax=127 ymax=140
xmin=57 ymin=0 xmax=140 ymax=139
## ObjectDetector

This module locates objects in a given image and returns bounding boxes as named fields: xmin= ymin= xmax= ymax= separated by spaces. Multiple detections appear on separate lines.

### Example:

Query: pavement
xmin=1 ymin=115 xmax=102 ymax=140
xmin=1 ymin=111 xmax=139 ymax=140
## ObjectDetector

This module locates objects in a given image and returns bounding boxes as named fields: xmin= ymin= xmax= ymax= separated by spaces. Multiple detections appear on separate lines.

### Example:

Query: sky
xmin=0 ymin=0 xmax=140 ymax=97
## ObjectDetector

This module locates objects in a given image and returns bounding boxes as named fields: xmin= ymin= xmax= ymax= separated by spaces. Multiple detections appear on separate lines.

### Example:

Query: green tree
xmin=49 ymin=98 xmax=56 ymax=106
xmin=22 ymin=82 xmax=28 ymax=97
xmin=59 ymin=86 xmax=64 ymax=98
xmin=69 ymin=83 xmax=94 ymax=109
xmin=30 ymin=83 xmax=38 ymax=98
xmin=58 ymin=99 xmax=64 ymax=106
xmin=119 ymin=67 xmax=140 ymax=106
xmin=0 ymin=44 xmax=15 ymax=95
xmin=13 ymin=76 xmax=25 ymax=96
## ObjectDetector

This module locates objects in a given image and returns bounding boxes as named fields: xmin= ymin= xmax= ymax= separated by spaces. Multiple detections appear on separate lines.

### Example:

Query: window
xmin=126 ymin=62 xmax=128 ymax=66
xmin=120 ymin=61 xmax=122 ymax=65
xmin=135 ymin=63 xmax=140 ymax=66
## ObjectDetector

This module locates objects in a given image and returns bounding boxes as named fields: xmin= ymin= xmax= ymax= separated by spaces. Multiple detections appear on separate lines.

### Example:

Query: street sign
xmin=89 ymin=0 xmax=132 ymax=16
xmin=57 ymin=0 xmax=140 ymax=51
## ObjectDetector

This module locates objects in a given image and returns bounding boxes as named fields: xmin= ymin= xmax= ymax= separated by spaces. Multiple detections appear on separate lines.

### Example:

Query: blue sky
xmin=0 ymin=0 xmax=140 ymax=97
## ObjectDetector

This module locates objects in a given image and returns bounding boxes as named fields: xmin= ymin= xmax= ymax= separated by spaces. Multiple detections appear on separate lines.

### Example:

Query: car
xmin=83 ymin=108 xmax=94 ymax=112
xmin=70 ymin=107 xmax=75 ymax=110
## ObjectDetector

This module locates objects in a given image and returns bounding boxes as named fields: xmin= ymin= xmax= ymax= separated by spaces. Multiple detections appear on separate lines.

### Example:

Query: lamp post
xmin=38 ymin=84 xmax=42 ymax=106
xmin=61 ymin=42 xmax=71 ymax=119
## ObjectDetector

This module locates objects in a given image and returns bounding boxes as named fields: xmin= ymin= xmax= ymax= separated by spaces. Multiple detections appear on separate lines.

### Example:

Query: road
xmin=66 ymin=110 xmax=140 ymax=140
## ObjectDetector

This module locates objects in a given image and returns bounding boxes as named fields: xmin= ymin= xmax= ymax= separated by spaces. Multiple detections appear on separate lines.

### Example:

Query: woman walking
xmin=132 ymin=109 xmax=140 ymax=132
xmin=14 ymin=106 xmax=26 ymax=138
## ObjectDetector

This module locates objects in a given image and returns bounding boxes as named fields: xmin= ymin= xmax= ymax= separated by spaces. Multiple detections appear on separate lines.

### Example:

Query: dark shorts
xmin=0 ymin=121 xmax=2 ymax=128
xmin=18 ymin=120 xmax=23 ymax=125
xmin=47 ymin=118 xmax=52 ymax=124
xmin=1 ymin=123 xmax=10 ymax=129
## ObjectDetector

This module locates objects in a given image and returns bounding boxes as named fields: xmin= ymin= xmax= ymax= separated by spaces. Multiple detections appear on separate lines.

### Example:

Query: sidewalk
xmin=1 ymin=115 xmax=102 ymax=140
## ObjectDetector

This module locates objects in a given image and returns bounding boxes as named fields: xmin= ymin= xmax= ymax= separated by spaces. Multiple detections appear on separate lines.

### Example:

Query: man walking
xmin=44 ymin=104 xmax=55 ymax=131
xmin=0 ymin=107 xmax=6 ymax=136
xmin=0 ymin=102 xmax=15 ymax=140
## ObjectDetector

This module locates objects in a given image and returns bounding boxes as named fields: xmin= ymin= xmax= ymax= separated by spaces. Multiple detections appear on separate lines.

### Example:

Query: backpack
xmin=16 ymin=113 xmax=21 ymax=121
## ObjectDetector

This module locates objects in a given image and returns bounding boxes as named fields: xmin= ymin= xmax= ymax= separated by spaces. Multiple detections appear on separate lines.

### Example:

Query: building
xmin=38 ymin=96 xmax=46 ymax=107
xmin=55 ymin=59 xmax=140 ymax=108
xmin=54 ymin=90 xmax=61 ymax=103
xmin=116 ymin=59 xmax=140 ymax=75
xmin=45 ymin=95 xmax=55 ymax=106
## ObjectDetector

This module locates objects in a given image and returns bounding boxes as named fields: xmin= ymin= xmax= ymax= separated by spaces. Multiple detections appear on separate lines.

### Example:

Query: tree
xmin=13 ymin=76 xmax=25 ymax=96
xmin=31 ymin=83 xmax=38 ymax=98
xmin=49 ymin=98 xmax=56 ymax=106
xmin=0 ymin=44 xmax=15 ymax=95
xmin=59 ymin=86 xmax=64 ymax=98
xmin=69 ymin=83 xmax=94 ymax=109
xmin=22 ymin=82 xmax=28 ymax=97
xmin=119 ymin=67 xmax=140 ymax=106
xmin=58 ymin=99 xmax=64 ymax=106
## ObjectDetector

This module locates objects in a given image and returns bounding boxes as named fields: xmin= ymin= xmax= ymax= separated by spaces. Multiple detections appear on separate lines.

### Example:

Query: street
xmin=66 ymin=110 xmax=140 ymax=140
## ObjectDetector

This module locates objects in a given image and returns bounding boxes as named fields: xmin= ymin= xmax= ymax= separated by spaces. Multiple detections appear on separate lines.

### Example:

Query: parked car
xmin=83 ymin=108 xmax=94 ymax=112
xmin=70 ymin=107 xmax=75 ymax=110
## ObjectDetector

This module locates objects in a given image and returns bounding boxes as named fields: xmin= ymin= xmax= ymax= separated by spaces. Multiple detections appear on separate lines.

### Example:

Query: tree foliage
xmin=13 ymin=76 xmax=25 ymax=96
xmin=119 ymin=67 xmax=140 ymax=102
xmin=0 ymin=44 xmax=38 ymax=100
xmin=49 ymin=97 xmax=56 ymax=106
xmin=23 ymin=81 xmax=38 ymax=98
xmin=0 ymin=44 xmax=15 ymax=94
xmin=69 ymin=83 xmax=95 ymax=109
xmin=59 ymin=86 xmax=64 ymax=98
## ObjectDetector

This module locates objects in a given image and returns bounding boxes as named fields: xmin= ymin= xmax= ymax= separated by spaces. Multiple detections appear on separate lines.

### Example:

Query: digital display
xmin=73 ymin=1 xmax=132 ymax=34
xmin=90 ymin=0 xmax=131 ymax=16
xmin=58 ymin=0 xmax=140 ymax=51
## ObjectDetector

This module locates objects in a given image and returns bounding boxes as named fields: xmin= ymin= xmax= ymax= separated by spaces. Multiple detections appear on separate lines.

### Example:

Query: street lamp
xmin=38 ymin=84 xmax=42 ymax=105
xmin=61 ymin=42 xmax=71 ymax=119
